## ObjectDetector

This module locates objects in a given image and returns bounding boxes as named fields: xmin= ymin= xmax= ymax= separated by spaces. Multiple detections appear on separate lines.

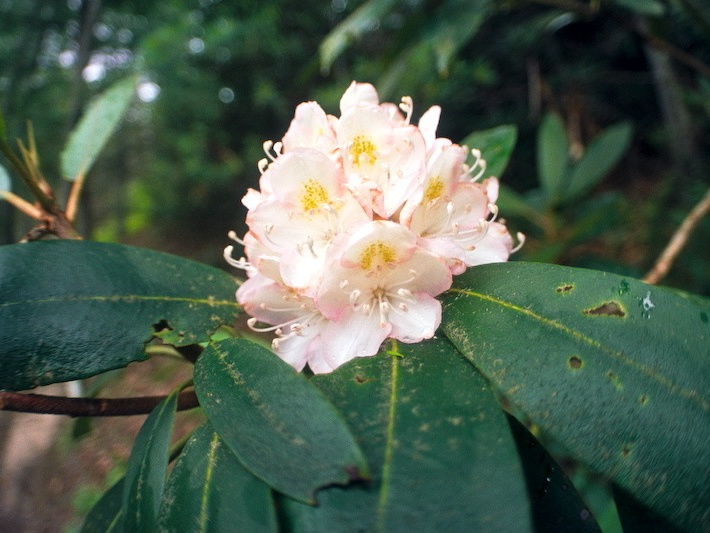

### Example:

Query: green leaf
xmin=497 ymin=184 xmax=549 ymax=229
xmin=61 ymin=77 xmax=137 ymax=182
xmin=158 ymin=422 xmax=278 ymax=533
xmin=508 ymin=415 xmax=601 ymax=532
xmin=460 ymin=124 xmax=518 ymax=180
xmin=426 ymin=0 xmax=493 ymax=75
xmin=441 ymin=262 xmax=710 ymax=532
xmin=0 ymin=107 xmax=6 ymax=141
xmin=0 ymin=241 xmax=239 ymax=390
xmin=122 ymin=389 xmax=178 ymax=533
xmin=281 ymin=338 xmax=533 ymax=532
xmin=193 ymin=338 xmax=368 ymax=503
xmin=537 ymin=112 xmax=569 ymax=206
xmin=563 ymin=122 xmax=632 ymax=204
xmin=613 ymin=0 xmax=665 ymax=16
xmin=319 ymin=0 xmax=400 ymax=73
xmin=81 ymin=478 xmax=125 ymax=533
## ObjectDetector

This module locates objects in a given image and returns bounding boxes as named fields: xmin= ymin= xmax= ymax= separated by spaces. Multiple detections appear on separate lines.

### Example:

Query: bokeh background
xmin=1 ymin=0 xmax=709 ymax=530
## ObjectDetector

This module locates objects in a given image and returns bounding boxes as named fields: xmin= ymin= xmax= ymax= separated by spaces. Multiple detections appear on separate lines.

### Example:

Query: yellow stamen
xmin=359 ymin=241 xmax=397 ymax=271
xmin=350 ymin=135 xmax=377 ymax=167
xmin=423 ymin=177 xmax=444 ymax=202
xmin=299 ymin=178 xmax=330 ymax=211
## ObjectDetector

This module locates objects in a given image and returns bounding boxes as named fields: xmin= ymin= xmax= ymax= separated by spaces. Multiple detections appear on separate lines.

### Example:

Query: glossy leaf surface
xmin=0 ymin=241 xmax=239 ymax=390
xmin=158 ymin=422 xmax=278 ymax=533
xmin=282 ymin=338 xmax=533 ymax=532
xmin=441 ymin=262 xmax=710 ymax=532
xmin=121 ymin=389 xmax=178 ymax=533
xmin=61 ymin=77 xmax=137 ymax=182
xmin=194 ymin=338 xmax=368 ymax=503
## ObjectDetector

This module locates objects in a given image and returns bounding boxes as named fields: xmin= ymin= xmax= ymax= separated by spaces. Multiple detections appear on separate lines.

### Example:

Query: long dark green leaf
xmin=158 ymin=422 xmax=278 ymax=533
xmin=441 ymin=262 xmax=710 ymax=532
xmin=319 ymin=0 xmax=400 ymax=73
xmin=122 ymin=389 xmax=178 ymax=533
xmin=564 ymin=122 xmax=632 ymax=204
xmin=81 ymin=478 xmax=125 ymax=533
xmin=425 ymin=0 xmax=493 ymax=75
xmin=281 ymin=338 xmax=533 ymax=532
xmin=0 ymin=241 xmax=239 ymax=390
xmin=61 ymin=77 xmax=137 ymax=182
xmin=537 ymin=112 xmax=569 ymax=206
xmin=194 ymin=338 xmax=368 ymax=503
xmin=460 ymin=124 xmax=518 ymax=180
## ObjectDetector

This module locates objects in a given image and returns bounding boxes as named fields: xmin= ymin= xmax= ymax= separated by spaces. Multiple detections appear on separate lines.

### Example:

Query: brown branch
xmin=0 ymin=389 xmax=199 ymax=417
xmin=643 ymin=187 xmax=710 ymax=285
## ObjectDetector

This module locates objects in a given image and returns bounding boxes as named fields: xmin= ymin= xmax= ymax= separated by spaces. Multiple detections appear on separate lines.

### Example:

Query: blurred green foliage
xmin=1 ymin=0 xmax=709 ymax=291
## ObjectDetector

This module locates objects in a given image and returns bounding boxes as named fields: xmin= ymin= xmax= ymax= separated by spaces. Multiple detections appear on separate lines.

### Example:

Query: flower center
xmin=359 ymin=240 xmax=397 ymax=271
xmin=299 ymin=178 xmax=331 ymax=212
xmin=350 ymin=135 xmax=377 ymax=167
xmin=423 ymin=177 xmax=444 ymax=202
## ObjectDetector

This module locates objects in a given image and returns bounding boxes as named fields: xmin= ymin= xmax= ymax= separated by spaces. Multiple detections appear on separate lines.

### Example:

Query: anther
xmin=399 ymin=96 xmax=413 ymax=124
xmin=258 ymin=158 xmax=269 ymax=174
xmin=511 ymin=232 xmax=526 ymax=253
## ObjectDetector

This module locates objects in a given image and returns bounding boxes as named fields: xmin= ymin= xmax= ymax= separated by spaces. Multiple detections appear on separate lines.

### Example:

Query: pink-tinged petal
xmin=279 ymin=247 xmax=327 ymax=294
xmin=319 ymin=311 xmax=390 ymax=370
xmin=417 ymin=236 xmax=467 ymax=275
xmin=390 ymin=247 xmax=452 ymax=296
xmin=239 ymin=232 xmax=283 ymax=282
xmin=236 ymin=274 xmax=295 ymax=323
xmin=274 ymin=318 xmax=326 ymax=372
xmin=389 ymin=293 xmax=441 ymax=343
xmin=483 ymin=177 xmax=500 ymax=204
xmin=400 ymin=143 xmax=468 ymax=227
xmin=241 ymin=188 xmax=264 ymax=210
xmin=464 ymin=221 xmax=514 ymax=266
xmin=339 ymin=81 xmax=380 ymax=113
xmin=282 ymin=102 xmax=338 ymax=154
xmin=339 ymin=220 xmax=417 ymax=270
xmin=267 ymin=149 xmax=344 ymax=210
xmin=418 ymin=105 xmax=441 ymax=149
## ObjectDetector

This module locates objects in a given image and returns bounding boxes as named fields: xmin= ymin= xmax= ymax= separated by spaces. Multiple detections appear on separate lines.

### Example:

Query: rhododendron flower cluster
xmin=225 ymin=82 xmax=520 ymax=374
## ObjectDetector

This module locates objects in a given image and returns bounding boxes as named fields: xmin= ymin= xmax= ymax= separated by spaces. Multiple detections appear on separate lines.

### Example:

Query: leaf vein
xmin=449 ymin=288 xmax=709 ymax=411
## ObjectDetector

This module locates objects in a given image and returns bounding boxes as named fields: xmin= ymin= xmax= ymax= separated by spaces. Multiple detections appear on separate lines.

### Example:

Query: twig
xmin=0 ymin=190 xmax=44 ymax=220
xmin=643 ymin=187 xmax=710 ymax=284
xmin=0 ymin=389 xmax=199 ymax=417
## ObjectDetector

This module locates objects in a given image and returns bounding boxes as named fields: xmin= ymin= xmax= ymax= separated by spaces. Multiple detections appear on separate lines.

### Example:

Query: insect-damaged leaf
xmin=441 ymin=262 xmax=710 ymax=532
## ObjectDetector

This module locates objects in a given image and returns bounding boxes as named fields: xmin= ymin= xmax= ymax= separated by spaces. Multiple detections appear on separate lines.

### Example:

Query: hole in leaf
xmin=556 ymin=283 xmax=574 ymax=294
xmin=567 ymin=355 xmax=583 ymax=370
xmin=354 ymin=374 xmax=370 ymax=384
xmin=584 ymin=301 xmax=625 ymax=317
xmin=621 ymin=443 xmax=635 ymax=458
xmin=152 ymin=319 xmax=173 ymax=333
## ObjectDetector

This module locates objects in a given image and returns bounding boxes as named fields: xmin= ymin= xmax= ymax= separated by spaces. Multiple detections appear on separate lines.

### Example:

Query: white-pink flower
xmin=225 ymin=81 xmax=521 ymax=374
